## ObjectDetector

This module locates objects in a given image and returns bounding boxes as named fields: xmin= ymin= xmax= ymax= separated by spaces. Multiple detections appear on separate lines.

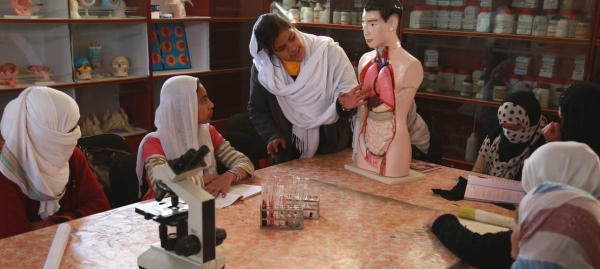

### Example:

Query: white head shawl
xmin=522 ymin=141 xmax=600 ymax=199
xmin=249 ymin=23 xmax=357 ymax=157
xmin=0 ymin=87 xmax=81 ymax=219
xmin=136 ymin=76 xmax=216 ymax=192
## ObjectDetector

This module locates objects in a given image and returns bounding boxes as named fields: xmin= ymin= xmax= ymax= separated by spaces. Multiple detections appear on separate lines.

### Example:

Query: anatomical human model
xmin=0 ymin=63 xmax=19 ymax=88
xmin=102 ymin=108 xmax=134 ymax=133
xmin=26 ymin=65 xmax=54 ymax=85
xmin=354 ymin=0 xmax=425 ymax=178
xmin=10 ymin=0 xmax=42 ymax=17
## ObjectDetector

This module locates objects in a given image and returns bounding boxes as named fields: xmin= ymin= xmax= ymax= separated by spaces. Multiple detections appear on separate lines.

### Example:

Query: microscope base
xmin=138 ymin=243 xmax=225 ymax=269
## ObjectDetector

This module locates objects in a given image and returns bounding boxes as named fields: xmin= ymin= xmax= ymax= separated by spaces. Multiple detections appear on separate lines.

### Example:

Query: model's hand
xmin=338 ymin=84 xmax=373 ymax=110
xmin=541 ymin=122 xmax=561 ymax=142
xmin=267 ymin=138 xmax=286 ymax=158
xmin=205 ymin=173 xmax=236 ymax=198
xmin=427 ymin=212 xmax=447 ymax=229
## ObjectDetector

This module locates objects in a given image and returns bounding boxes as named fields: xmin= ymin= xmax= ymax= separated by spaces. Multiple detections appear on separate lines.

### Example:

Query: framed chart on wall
xmin=154 ymin=22 xmax=192 ymax=70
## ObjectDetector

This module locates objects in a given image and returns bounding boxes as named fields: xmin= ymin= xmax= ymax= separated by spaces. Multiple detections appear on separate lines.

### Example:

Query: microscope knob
xmin=174 ymin=234 xmax=201 ymax=257
xmin=216 ymin=227 xmax=227 ymax=246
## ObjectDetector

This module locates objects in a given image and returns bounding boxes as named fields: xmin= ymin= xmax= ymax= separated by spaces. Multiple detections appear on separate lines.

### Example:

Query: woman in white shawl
xmin=136 ymin=76 xmax=254 ymax=199
xmin=0 ymin=86 xmax=110 ymax=239
xmin=248 ymin=13 xmax=367 ymax=165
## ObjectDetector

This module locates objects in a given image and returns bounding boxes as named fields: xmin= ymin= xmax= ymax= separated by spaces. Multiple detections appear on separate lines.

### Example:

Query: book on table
xmin=214 ymin=184 xmax=262 ymax=209
xmin=463 ymin=175 xmax=526 ymax=205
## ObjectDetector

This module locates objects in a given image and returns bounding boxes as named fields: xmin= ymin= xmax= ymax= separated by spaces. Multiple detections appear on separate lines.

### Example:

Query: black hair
xmin=364 ymin=0 xmax=403 ymax=22
xmin=253 ymin=13 xmax=295 ymax=62
xmin=559 ymin=82 xmax=600 ymax=155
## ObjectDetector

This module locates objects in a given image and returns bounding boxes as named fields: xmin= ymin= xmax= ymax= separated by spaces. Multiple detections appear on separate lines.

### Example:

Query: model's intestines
xmin=365 ymin=112 xmax=395 ymax=156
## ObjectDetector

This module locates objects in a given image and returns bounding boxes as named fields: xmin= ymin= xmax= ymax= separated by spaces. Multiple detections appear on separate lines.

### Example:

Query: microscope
xmin=135 ymin=146 xmax=226 ymax=269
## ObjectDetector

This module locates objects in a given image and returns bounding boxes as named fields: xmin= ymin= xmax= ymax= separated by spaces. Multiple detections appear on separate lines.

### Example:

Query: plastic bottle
xmin=474 ymin=74 xmax=486 ymax=99
xmin=350 ymin=10 xmax=359 ymax=25
xmin=304 ymin=7 xmax=314 ymax=23
xmin=463 ymin=1 xmax=480 ymax=30
xmin=549 ymin=77 xmax=562 ymax=105
xmin=443 ymin=67 xmax=456 ymax=91
xmin=535 ymin=83 xmax=550 ymax=108
xmin=565 ymin=11 xmax=577 ymax=38
xmin=410 ymin=6 xmax=428 ymax=28
xmin=449 ymin=6 xmax=464 ymax=30
xmin=539 ymin=48 xmax=556 ymax=78
xmin=514 ymin=55 xmax=532 ymax=76
xmin=572 ymin=50 xmax=586 ymax=80
xmin=290 ymin=7 xmax=301 ymax=22
xmin=320 ymin=7 xmax=330 ymax=23
xmin=555 ymin=16 xmax=569 ymax=37
xmin=461 ymin=78 xmax=474 ymax=96
xmin=437 ymin=6 xmax=451 ymax=29
xmin=332 ymin=9 xmax=341 ymax=24
xmin=465 ymin=133 xmax=478 ymax=162
xmin=424 ymin=46 xmax=439 ymax=67
xmin=341 ymin=10 xmax=350 ymax=25
xmin=476 ymin=7 xmax=491 ymax=32
xmin=543 ymin=0 xmax=558 ymax=9
xmin=427 ymin=69 xmax=441 ymax=93
xmin=455 ymin=69 xmax=470 ymax=91
xmin=575 ymin=17 xmax=591 ymax=39
xmin=532 ymin=12 xmax=548 ymax=36
xmin=508 ymin=73 xmax=521 ymax=92
xmin=547 ymin=15 xmax=559 ymax=36
xmin=494 ymin=8 xmax=514 ymax=34
xmin=522 ymin=75 xmax=534 ymax=91
xmin=493 ymin=83 xmax=508 ymax=101
xmin=313 ymin=3 xmax=322 ymax=22
xmin=516 ymin=9 xmax=534 ymax=35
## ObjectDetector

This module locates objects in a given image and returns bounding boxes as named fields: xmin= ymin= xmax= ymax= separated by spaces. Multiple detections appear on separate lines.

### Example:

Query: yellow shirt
xmin=281 ymin=59 xmax=301 ymax=76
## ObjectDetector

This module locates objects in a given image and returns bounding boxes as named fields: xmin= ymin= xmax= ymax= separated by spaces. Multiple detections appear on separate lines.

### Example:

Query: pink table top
xmin=0 ymin=149 xmax=511 ymax=269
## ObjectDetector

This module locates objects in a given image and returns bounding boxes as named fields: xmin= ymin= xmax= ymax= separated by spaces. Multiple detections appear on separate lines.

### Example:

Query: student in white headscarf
xmin=136 ymin=75 xmax=254 ymax=199
xmin=0 ymin=87 xmax=110 ymax=239
xmin=428 ymin=141 xmax=600 ymax=269
xmin=248 ymin=13 xmax=366 ymax=165
xmin=511 ymin=182 xmax=600 ymax=269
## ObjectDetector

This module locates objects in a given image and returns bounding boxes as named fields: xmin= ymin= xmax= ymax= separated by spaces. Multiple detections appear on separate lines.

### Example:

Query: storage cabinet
xmin=0 ymin=0 xmax=263 ymax=151
xmin=263 ymin=0 xmax=598 ymax=168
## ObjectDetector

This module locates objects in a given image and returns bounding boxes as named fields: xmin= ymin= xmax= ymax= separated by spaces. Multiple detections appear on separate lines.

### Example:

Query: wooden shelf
xmin=152 ymin=67 xmax=251 ymax=79
xmin=151 ymin=16 xmax=258 ymax=23
xmin=596 ymin=40 xmax=600 ymax=46
xmin=0 ymin=76 xmax=149 ymax=93
xmin=294 ymin=22 xmax=362 ymax=30
xmin=403 ymin=28 xmax=590 ymax=44
xmin=415 ymin=90 xmax=559 ymax=115
xmin=0 ymin=17 xmax=147 ymax=24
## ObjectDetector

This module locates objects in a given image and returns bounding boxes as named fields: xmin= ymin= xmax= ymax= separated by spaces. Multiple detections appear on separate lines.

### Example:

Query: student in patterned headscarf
xmin=511 ymin=182 xmax=600 ymax=269
xmin=472 ymin=92 xmax=547 ymax=181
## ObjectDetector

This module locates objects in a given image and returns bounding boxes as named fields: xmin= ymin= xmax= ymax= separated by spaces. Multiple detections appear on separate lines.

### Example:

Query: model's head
xmin=362 ymin=0 xmax=403 ymax=48
xmin=559 ymin=82 xmax=600 ymax=155
xmin=253 ymin=13 xmax=304 ymax=62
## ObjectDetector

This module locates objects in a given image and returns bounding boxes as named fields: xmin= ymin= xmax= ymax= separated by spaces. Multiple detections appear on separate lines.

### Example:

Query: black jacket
xmin=432 ymin=214 xmax=514 ymax=269
xmin=248 ymin=64 xmax=355 ymax=165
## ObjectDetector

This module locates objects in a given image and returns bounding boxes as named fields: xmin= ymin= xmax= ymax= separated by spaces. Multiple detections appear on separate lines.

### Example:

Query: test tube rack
xmin=259 ymin=195 xmax=320 ymax=230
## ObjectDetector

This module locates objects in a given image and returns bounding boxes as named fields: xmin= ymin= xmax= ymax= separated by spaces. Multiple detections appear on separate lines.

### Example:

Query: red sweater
xmin=0 ymin=147 xmax=110 ymax=239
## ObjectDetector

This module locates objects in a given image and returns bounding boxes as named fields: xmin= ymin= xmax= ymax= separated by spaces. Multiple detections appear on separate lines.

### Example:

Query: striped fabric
xmin=145 ymin=140 xmax=254 ymax=194
xmin=512 ymin=182 xmax=600 ymax=269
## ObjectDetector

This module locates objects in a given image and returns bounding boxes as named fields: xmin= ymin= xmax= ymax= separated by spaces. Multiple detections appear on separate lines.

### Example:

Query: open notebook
xmin=464 ymin=175 xmax=526 ymax=205
xmin=214 ymin=184 xmax=262 ymax=209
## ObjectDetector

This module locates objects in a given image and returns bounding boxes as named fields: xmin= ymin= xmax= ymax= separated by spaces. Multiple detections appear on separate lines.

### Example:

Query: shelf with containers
xmin=402 ymin=0 xmax=598 ymax=167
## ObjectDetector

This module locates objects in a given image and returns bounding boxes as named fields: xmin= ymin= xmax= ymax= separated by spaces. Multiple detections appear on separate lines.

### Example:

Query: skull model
xmin=111 ymin=55 xmax=129 ymax=77
xmin=74 ymin=57 xmax=92 ymax=80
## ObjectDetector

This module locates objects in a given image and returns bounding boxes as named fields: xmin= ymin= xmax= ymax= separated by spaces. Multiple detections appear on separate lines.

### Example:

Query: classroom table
xmin=0 ymin=149 xmax=513 ymax=269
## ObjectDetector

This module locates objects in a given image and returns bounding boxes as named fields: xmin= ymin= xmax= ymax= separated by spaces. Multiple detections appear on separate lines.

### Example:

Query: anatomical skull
xmin=111 ymin=55 xmax=129 ymax=77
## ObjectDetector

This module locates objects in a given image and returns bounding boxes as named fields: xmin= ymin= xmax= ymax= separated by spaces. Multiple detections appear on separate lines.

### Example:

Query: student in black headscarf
xmin=542 ymin=82 xmax=600 ymax=155
xmin=472 ymin=91 xmax=547 ymax=181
